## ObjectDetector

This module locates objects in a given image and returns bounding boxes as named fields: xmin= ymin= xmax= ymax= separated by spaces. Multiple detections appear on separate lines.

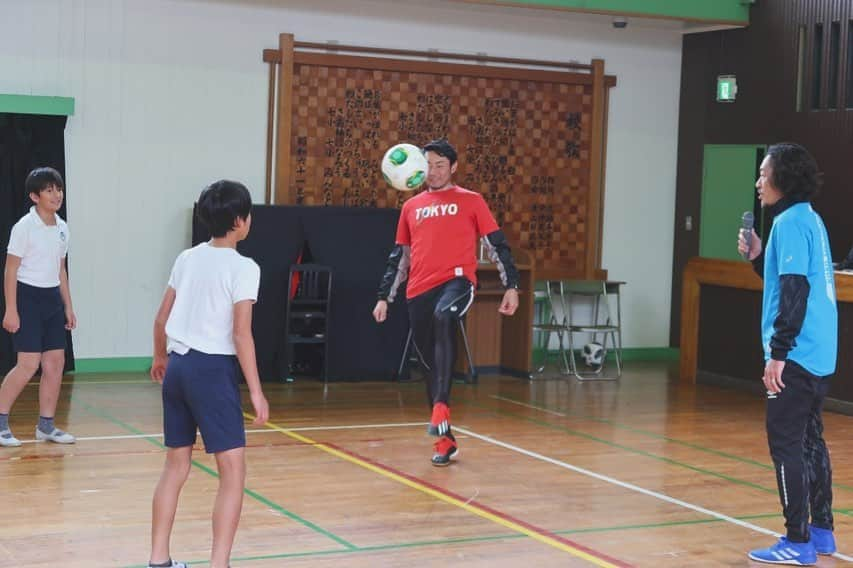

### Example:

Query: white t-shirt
xmin=6 ymin=206 xmax=69 ymax=288
xmin=165 ymin=242 xmax=261 ymax=356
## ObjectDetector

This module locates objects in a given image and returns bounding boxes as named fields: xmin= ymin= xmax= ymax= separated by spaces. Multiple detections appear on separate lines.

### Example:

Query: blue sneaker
xmin=809 ymin=525 xmax=836 ymax=555
xmin=748 ymin=537 xmax=817 ymax=565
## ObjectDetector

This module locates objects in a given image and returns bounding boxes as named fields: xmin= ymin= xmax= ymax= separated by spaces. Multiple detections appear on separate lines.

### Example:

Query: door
xmin=699 ymin=144 xmax=764 ymax=261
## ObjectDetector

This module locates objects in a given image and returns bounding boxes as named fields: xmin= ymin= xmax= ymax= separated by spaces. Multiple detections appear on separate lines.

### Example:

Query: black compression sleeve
xmin=483 ymin=230 xmax=520 ymax=289
xmin=769 ymin=274 xmax=810 ymax=361
xmin=751 ymin=250 xmax=765 ymax=279
xmin=377 ymin=245 xmax=410 ymax=302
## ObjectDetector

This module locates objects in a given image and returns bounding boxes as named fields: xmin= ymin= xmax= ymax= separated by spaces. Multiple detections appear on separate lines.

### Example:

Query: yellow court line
xmin=247 ymin=412 xmax=628 ymax=568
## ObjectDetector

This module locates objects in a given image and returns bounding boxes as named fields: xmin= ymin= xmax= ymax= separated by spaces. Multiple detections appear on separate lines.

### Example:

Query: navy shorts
xmin=162 ymin=349 xmax=246 ymax=454
xmin=12 ymin=282 xmax=66 ymax=353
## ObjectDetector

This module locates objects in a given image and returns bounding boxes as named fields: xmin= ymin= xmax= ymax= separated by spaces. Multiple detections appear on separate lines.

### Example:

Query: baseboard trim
xmin=71 ymin=357 xmax=152 ymax=374
xmin=532 ymin=346 xmax=679 ymax=362
xmin=0 ymin=94 xmax=75 ymax=116
xmin=71 ymin=348 xmax=679 ymax=376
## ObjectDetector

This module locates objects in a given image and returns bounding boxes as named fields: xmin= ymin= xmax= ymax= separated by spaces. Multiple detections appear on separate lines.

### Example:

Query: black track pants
xmin=407 ymin=277 xmax=474 ymax=407
xmin=765 ymin=360 xmax=833 ymax=542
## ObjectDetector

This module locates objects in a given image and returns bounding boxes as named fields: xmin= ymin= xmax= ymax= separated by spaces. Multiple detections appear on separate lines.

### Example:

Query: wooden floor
xmin=2 ymin=361 xmax=853 ymax=567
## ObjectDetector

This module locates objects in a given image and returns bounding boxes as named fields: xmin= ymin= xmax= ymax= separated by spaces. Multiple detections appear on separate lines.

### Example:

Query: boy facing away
xmin=1 ymin=167 xmax=76 ymax=447
xmin=148 ymin=180 xmax=269 ymax=568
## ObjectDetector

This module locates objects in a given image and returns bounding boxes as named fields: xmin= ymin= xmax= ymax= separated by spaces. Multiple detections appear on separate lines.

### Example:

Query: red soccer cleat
xmin=431 ymin=432 xmax=459 ymax=467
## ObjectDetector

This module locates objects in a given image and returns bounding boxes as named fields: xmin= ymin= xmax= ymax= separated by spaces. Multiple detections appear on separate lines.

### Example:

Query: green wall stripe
xmin=72 ymin=357 xmax=152 ymax=374
xmin=0 ymin=94 xmax=75 ymax=116
xmin=72 ymin=349 xmax=678 ymax=376
xmin=472 ymin=0 xmax=749 ymax=24
xmin=532 ymin=347 xmax=679 ymax=362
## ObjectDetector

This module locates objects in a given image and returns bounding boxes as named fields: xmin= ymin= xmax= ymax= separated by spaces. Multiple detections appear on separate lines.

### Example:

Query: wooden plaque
xmin=264 ymin=35 xmax=616 ymax=280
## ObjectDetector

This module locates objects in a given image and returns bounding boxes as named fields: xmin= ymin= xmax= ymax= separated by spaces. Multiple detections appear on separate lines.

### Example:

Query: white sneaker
xmin=35 ymin=427 xmax=75 ymax=444
xmin=147 ymin=560 xmax=188 ymax=568
xmin=0 ymin=430 xmax=21 ymax=447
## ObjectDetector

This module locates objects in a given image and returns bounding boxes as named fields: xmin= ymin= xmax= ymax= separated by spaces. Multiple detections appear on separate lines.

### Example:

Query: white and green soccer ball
xmin=381 ymin=143 xmax=428 ymax=191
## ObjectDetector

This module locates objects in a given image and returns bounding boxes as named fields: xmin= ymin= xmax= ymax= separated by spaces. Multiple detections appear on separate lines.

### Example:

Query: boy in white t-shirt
xmin=147 ymin=180 xmax=269 ymax=568
xmin=1 ymin=167 xmax=77 ymax=447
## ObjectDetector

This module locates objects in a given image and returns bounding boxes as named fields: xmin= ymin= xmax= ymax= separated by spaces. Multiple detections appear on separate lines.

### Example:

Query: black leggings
xmin=766 ymin=360 xmax=833 ymax=542
xmin=407 ymin=278 xmax=474 ymax=407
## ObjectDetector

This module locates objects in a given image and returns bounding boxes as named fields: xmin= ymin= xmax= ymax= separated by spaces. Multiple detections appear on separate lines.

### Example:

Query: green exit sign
xmin=717 ymin=75 xmax=737 ymax=102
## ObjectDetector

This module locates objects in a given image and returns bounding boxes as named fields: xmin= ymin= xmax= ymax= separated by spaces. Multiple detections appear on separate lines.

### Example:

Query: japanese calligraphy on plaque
xmin=288 ymin=64 xmax=595 ymax=276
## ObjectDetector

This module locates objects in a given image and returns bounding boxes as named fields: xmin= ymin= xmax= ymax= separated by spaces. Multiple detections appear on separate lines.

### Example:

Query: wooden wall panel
xmin=266 ymin=35 xmax=616 ymax=280
xmin=671 ymin=0 xmax=853 ymax=346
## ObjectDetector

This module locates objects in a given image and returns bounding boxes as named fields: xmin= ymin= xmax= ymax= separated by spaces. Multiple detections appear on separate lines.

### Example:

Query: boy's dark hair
xmin=423 ymin=138 xmax=458 ymax=166
xmin=765 ymin=143 xmax=822 ymax=202
xmin=25 ymin=167 xmax=64 ymax=196
xmin=196 ymin=180 xmax=252 ymax=238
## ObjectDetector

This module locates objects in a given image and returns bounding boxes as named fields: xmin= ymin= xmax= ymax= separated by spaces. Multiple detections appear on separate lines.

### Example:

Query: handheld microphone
xmin=741 ymin=211 xmax=754 ymax=260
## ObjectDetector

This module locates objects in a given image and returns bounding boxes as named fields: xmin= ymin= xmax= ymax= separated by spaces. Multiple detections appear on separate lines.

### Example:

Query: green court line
xmin=75 ymin=399 xmax=358 ymax=551
xmin=122 ymin=512 xmax=779 ymax=567
xmin=469 ymin=399 xmax=853 ymax=517
xmin=490 ymin=393 xmax=853 ymax=493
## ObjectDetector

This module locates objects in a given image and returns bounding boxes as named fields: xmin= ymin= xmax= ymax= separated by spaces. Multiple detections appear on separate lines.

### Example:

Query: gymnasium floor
xmin=2 ymin=361 xmax=852 ymax=567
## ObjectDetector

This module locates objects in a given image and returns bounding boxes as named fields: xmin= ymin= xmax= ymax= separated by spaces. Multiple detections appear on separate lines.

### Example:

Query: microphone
xmin=741 ymin=211 xmax=754 ymax=260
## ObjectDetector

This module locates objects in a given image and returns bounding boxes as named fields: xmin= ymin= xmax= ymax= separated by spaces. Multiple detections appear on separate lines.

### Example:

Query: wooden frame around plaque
xmin=263 ymin=34 xmax=616 ymax=280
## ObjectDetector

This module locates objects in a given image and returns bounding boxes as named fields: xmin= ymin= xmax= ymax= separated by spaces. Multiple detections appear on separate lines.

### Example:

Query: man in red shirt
xmin=373 ymin=139 xmax=520 ymax=466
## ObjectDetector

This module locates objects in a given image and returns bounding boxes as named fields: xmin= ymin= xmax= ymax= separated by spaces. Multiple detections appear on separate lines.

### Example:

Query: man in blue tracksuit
xmin=738 ymin=143 xmax=838 ymax=565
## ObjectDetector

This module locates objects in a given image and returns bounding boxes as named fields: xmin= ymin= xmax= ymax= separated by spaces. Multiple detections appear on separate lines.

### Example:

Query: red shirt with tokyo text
xmin=396 ymin=185 xmax=499 ymax=299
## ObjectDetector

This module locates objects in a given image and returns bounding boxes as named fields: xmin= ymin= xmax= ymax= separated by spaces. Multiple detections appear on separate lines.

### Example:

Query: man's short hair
xmin=196 ymin=180 xmax=252 ymax=238
xmin=766 ymin=143 xmax=822 ymax=202
xmin=423 ymin=138 xmax=458 ymax=166
xmin=25 ymin=167 xmax=64 ymax=196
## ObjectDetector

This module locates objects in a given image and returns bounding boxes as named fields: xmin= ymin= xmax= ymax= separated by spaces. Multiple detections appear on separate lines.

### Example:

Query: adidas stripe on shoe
xmin=747 ymin=537 xmax=817 ymax=565
xmin=428 ymin=402 xmax=450 ymax=436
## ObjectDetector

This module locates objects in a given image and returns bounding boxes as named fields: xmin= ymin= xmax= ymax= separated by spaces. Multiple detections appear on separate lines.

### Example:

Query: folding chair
xmin=530 ymin=280 xmax=571 ymax=376
xmin=284 ymin=264 xmax=332 ymax=382
xmin=563 ymin=279 xmax=623 ymax=381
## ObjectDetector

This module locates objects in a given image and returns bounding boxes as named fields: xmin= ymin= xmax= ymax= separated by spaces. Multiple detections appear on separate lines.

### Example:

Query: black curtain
xmin=0 ymin=114 xmax=73 ymax=375
xmin=193 ymin=204 xmax=408 ymax=381
xmin=300 ymin=206 xmax=408 ymax=380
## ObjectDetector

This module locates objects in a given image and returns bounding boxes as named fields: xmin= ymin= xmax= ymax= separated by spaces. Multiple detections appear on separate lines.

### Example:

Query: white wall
xmin=0 ymin=0 xmax=682 ymax=358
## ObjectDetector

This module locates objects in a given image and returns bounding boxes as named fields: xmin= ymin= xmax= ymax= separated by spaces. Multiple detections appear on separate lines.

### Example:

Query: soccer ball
xmin=381 ymin=143 xmax=428 ymax=191
xmin=581 ymin=342 xmax=604 ymax=368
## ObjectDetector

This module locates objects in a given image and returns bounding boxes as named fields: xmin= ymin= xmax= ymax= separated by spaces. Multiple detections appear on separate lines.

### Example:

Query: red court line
xmin=325 ymin=441 xmax=633 ymax=568
xmin=0 ymin=448 xmax=162 ymax=462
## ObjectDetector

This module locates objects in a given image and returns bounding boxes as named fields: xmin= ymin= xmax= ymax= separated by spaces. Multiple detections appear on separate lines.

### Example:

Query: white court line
xmin=17 ymin=422 xmax=428 ymax=444
xmin=455 ymin=426 xmax=853 ymax=563
xmin=491 ymin=395 xmax=569 ymax=416
xmin=246 ymin=421 xmax=428 ymax=434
